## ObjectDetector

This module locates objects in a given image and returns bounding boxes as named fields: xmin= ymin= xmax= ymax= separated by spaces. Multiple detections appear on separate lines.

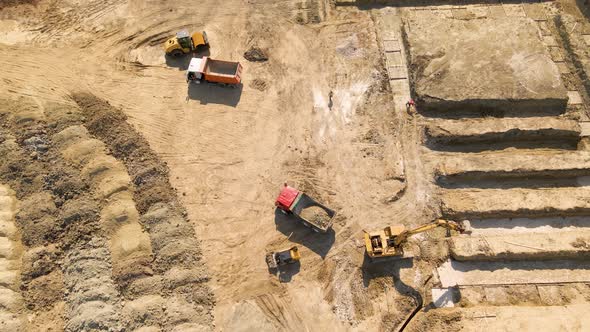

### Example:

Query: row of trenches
xmin=0 ymin=95 xmax=213 ymax=331
xmin=398 ymin=3 xmax=590 ymax=308
xmin=424 ymin=106 xmax=590 ymax=306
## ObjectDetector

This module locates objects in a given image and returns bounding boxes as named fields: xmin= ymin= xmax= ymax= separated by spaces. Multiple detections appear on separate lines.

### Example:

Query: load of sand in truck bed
xmin=299 ymin=205 xmax=332 ymax=228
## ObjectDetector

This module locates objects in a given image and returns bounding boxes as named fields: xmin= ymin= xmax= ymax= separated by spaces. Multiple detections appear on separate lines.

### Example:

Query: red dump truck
xmin=275 ymin=184 xmax=336 ymax=233
xmin=186 ymin=56 xmax=242 ymax=86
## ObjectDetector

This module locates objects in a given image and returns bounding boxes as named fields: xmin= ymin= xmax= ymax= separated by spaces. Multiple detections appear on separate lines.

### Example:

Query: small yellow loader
xmin=266 ymin=246 xmax=301 ymax=270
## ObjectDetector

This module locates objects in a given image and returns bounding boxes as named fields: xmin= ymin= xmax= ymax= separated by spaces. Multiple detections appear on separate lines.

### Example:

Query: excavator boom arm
xmin=393 ymin=219 xmax=464 ymax=246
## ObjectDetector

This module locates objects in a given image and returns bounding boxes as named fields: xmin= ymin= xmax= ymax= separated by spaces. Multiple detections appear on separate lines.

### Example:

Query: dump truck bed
xmin=187 ymin=57 xmax=242 ymax=85
xmin=291 ymin=193 xmax=335 ymax=232
xmin=206 ymin=59 xmax=239 ymax=76
xmin=203 ymin=57 xmax=242 ymax=84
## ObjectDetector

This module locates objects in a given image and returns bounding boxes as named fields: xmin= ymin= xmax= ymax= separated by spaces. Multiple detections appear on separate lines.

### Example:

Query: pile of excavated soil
xmin=0 ymin=94 xmax=215 ymax=330
xmin=71 ymin=93 xmax=215 ymax=327
xmin=405 ymin=309 xmax=462 ymax=332
xmin=299 ymin=206 xmax=331 ymax=227
xmin=70 ymin=94 xmax=177 ymax=214
xmin=243 ymin=46 xmax=268 ymax=62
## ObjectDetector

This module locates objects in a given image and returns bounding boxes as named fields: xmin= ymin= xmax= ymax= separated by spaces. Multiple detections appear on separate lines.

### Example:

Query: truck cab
xmin=275 ymin=185 xmax=300 ymax=212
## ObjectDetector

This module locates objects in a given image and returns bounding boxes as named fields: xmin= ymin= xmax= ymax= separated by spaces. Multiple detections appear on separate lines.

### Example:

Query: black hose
xmin=398 ymin=275 xmax=431 ymax=332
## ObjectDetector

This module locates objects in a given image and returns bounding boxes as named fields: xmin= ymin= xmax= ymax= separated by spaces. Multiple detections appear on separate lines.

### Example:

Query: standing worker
xmin=328 ymin=90 xmax=334 ymax=110
xmin=406 ymin=98 xmax=416 ymax=116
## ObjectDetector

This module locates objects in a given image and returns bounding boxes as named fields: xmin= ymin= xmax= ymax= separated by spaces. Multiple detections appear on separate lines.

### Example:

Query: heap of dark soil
xmin=71 ymin=93 xmax=177 ymax=214
xmin=71 ymin=92 xmax=215 ymax=326
xmin=243 ymin=47 xmax=269 ymax=62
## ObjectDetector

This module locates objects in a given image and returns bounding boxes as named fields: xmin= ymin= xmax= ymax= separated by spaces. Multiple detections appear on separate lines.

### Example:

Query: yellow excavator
xmin=164 ymin=30 xmax=209 ymax=57
xmin=364 ymin=219 xmax=470 ymax=259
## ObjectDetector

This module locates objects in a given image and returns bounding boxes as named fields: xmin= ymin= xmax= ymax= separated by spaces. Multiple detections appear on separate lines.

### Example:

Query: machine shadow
xmin=165 ymin=55 xmax=191 ymax=70
xmin=164 ymin=48 xmax=211 ymax=70
xmin=269 ymin=261 xmax=301 ymax=283
xmin=274 ymin=208 xmax=335 ymax=259
xmin=187 ymin=82 xmax=243 ymax=107
xmin=361 ymin=255 xmax=423 ymax=328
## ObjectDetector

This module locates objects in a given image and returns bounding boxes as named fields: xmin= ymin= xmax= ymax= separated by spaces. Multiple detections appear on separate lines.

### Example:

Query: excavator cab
xmin=364 ymin=225 xmax=406 ymax=259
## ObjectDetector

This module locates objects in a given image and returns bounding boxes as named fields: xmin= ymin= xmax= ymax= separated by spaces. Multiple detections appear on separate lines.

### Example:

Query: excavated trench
xmin=402 ymin=4 xmax=590 ymax=325
xmin=425 ymin=117 xmax=581 ymax=152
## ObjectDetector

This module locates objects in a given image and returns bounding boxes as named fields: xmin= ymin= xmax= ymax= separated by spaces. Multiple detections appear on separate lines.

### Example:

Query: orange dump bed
xmin=202 ymin=57 xmax=242 ymax=84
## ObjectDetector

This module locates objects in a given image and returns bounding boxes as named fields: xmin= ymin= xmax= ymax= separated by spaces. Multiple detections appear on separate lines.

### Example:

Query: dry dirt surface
xmin=0 ymin=0 xmax=419 ymax=331
xmin=1 ymin=0 xmax=590 ymax=331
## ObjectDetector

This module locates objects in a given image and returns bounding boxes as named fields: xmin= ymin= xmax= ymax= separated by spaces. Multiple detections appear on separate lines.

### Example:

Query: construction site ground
xmin=0 ymin=0 xmax=590 ymax=331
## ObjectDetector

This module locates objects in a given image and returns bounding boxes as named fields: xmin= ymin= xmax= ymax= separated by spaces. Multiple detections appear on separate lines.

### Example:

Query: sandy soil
xmin=1 ymin=0 xmax=590 ymax=331
xmin=0 ymin=0 xmax=427 ymax=330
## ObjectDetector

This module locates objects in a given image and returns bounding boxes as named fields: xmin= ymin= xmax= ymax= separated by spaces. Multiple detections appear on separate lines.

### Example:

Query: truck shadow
xmin=268 ymin=261 xmax=301 ymax=283
xmin=187 ymin=82 xmax=242 ymax=107
xmin=165 ymin=48 xmax=210 ymax=70
xmin=274 ymin=208 xmax=335 ymax=259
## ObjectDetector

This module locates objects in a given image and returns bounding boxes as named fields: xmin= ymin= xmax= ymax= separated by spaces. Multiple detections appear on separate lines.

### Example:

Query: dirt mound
xmin=70 ymin=94 xmax=178 ymax=214
xmin=243 ymin=47 xmax=269 ymax=62
xmin=0 ymin=0 xmax=39 ymax=10
xmin=63 ymin=237 xmax=122 ymax=332
xmin=405 ymin=309 xmax=462 ymax=332
xmin=15 ymin=192 xmax=59 ymax=246
xmin=71 ymin=93 xmax=215 ymax=327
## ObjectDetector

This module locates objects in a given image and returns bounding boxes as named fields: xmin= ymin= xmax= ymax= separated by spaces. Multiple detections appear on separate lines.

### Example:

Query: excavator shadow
xmin=187 ymin=82 xmax=242 ymax=107
xmin=274 ymin=208 xmax=335 ymax=259
xmin=361 ymin=255 xmax=423 ymax=329
xmin=361 ymin=254 xmax=414 ymax=287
